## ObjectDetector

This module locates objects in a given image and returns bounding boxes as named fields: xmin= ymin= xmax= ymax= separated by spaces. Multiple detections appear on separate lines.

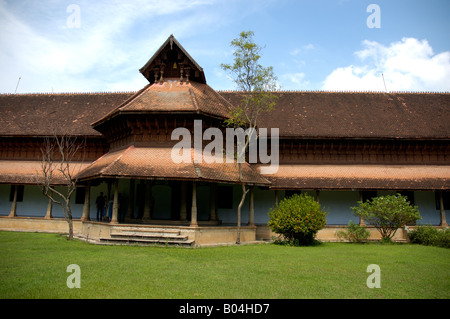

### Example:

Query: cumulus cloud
xmin=322 ymin=37 xmax=450 ymax=92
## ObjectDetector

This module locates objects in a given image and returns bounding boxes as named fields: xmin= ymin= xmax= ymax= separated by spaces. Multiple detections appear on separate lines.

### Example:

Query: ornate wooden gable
xmin=139 ymin=35 xmax=206 ymax=84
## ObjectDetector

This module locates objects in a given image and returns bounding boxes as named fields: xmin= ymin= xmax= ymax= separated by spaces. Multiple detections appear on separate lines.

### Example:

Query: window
xmin=9 ymin=185 xmax=24 ymax=202
xmin=75 ymin=187 xmax=86 ymax=204
xmin=217 ymin=186 xmax=233 ymax=209
xmin=400 ymin=191 xmax=415 ymax=206
xmin=435 ymin=191 xmax=450 ymax=210
xmin=361 ymin=191 xmax=377 ymax=202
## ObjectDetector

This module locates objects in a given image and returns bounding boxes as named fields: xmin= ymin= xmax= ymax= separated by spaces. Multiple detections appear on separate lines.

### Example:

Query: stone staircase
xmin=99 ymin=226 xmax=195 ymax=247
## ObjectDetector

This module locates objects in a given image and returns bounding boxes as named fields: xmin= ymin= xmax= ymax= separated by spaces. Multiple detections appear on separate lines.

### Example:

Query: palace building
xmin=0 ymin=35 xmax=449 ymax=246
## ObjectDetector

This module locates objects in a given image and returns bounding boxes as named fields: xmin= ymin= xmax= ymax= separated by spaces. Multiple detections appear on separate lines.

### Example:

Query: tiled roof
xmin=76 ymin=143 xmax=269 ymax=185
xmin=1 ymin=91 xmax=448 ymax=139
xmin=0 ymin=92 xmax=133 ymax=137
xmin=93 ymin=80 xmax=232 ymax=127
xmin=0 ymin=160 xmax=91 ymax=185
xmin=221 ymin=91 xmax=450 ymax=139
xmin=260 ymin=164 xmax=450 ymax=190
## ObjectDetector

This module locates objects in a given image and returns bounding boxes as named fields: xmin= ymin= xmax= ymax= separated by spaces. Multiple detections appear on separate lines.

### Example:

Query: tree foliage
xmin=221 ymin=30 xmax=278 ymax=244
xmin=221 ymin=30 xmax=278 ymax=131
xmin=352 ymin=194 xmax=421 ymax=242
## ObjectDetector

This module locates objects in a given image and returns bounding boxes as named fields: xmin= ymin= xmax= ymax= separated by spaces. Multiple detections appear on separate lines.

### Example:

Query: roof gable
xmin=139 ymin=35 xmax=206 ymax=84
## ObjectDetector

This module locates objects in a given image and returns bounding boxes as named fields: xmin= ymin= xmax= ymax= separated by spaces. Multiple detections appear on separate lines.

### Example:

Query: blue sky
xmin=1 ymin=0 xmax=449 ymax=94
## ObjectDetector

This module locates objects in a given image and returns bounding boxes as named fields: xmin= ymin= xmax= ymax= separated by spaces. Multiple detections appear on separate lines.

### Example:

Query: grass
xmin=0 ymin=231 xmax=449 ymax=299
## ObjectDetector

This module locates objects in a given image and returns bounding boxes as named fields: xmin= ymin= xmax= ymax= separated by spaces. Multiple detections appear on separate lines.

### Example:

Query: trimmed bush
xmin=409 ymin=225 xmax=450 ymax=248
xmin=268 ymin=193 xmax=327 ymax=246
xmin=336 ymin=220 xmax=370 ymax=243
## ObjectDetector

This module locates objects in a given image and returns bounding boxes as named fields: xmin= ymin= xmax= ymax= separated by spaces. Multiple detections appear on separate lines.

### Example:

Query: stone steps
xmin=99 ymin=226 xmax=194 ymax=247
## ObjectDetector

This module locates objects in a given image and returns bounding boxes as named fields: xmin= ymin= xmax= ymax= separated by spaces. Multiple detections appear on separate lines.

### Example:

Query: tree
xmin=40 ymin=135 xmax=85 ymax=240
xmin=352 ymin=194 xmax=421 ymax=242
xmin=268 ymin=193 xmax=327 ymax=246
xmin=221 ymin=30 xmax=278 ymax=244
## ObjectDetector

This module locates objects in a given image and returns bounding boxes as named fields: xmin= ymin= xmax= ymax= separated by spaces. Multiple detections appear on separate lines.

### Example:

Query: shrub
xmin=352 ymin=194 xmax=421 ymax=242
xmin=268 ymin=193 xmax=327 ymax=246
xmin=336 ymin=220 xmax=370 ymax=243
xmin=409 ymin=225 xmax=450 ymax=248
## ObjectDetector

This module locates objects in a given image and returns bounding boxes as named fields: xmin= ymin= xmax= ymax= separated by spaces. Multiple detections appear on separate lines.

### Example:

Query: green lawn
xmin=0 ymin=231 xmax=448 ymax=299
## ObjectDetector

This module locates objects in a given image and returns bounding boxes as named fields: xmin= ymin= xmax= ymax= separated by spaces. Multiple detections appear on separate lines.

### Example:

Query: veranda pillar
xmin=81 ymin=183 xmax=90 ymax=221
xmin=439 ymin=191 xmax=448 ymax=227
xmin=180 ymin=181 xmax=187 ymax=221
xmin=190 ymin=181 xmax=198 ymax=227
xmin=8 ymin=185 xmax=18 ymax=218
xmin=248 ymin=186 xmax=254 ymax=226
xmin=274 ymin=190 xmax=279 ymax=206
xmin=142 ymin=180 xmax=153 ymax=221
xmin=110 ymin=179 xmax=119 ymax=224
xmin=209 ymin=183 xmax=218 ymax=221
xmin=126 ymin=179 xmax=135 ymax=219
xmin=358 ymin=191 xmax=366 ymax=226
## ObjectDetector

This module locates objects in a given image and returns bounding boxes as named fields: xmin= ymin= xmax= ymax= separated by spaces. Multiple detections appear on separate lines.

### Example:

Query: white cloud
xmin=280 ymin=72 xmax=309 ymax=90
xmin=322 ymin=37 xmax=450 ymax=92
xmin=0 ymin=0 xmax=219 ymax=93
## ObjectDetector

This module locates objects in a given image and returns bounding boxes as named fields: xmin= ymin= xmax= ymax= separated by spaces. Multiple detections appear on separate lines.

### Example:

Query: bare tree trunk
xmin=40 ymin=135 xmax=84 ymax=241
xmin=236 ymin=182 xmax=249 ymax=245
xmin=67 ymin=199 xmax=74 ymax=240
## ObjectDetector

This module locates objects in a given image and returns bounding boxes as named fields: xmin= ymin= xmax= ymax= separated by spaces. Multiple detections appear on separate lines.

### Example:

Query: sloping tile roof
xmin=260 ymin=164 xmax=450 ymax=190
xmin=76 ymin=143 xmax=269 ymax=185
xmin=92 ymin=80 xmax=232 ymax=127
xmin=0 ymin=160 xmax=91 ymax=185
xmin=0 ymin=92 xmax=134 ymax=137
xmin=1 ymin=91 xmax=448 ymax=139
xmin=221 ymin=91 xmax=450 ymax=139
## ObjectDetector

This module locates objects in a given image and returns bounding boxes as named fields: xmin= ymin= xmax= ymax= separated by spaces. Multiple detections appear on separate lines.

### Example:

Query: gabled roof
xmin=139 ymin=35 xmax=206 ymax=84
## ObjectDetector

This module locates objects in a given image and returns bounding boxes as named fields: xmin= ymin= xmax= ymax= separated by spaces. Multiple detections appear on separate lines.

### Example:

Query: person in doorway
xmin=95 ymin=192 xmax=105 ymax=221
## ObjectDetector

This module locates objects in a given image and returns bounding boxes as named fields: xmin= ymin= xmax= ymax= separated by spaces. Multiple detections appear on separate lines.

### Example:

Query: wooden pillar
xmin=190 ymin=181 xmax=198 ymax=227
xmin=110 ymin=179 xmax=119 ymax=224
xmin=439 ymin=191 xmax=448 ymax=227
xmin=45 ymin=197 xmax=53 ymax=219
xmin=8 ymin=185 xmax=18 ymax=218
xmin=209 ymin=183 xmax=217 ymax=221
xmin=180 ymin=181 xmax=187 ymax=221
xmin=275 ymin=190 xmax=279 ymax=206
xmin=248 ymin=186 xmax=255 ymax=226
xmin=358 ymin=191 xmax=366 ymax=226
xmin=142 ymin=180 xmax=153 ymax=221
xmin=81 ymin=183 xmax=90 ymax=221
xmin=315 ymin=190 xmax=320 ymax=204
xmin=127 ymin=179 xmax=135 ymax=219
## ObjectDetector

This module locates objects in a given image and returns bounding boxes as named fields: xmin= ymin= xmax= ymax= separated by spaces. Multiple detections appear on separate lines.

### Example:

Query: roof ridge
xmin=217 ymin=90 xmax=450 ymax=94
xmin=0 ymin=91 xmax=137 ymax=96
xmin=90 ymin=84 xmax=151 ymax=127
